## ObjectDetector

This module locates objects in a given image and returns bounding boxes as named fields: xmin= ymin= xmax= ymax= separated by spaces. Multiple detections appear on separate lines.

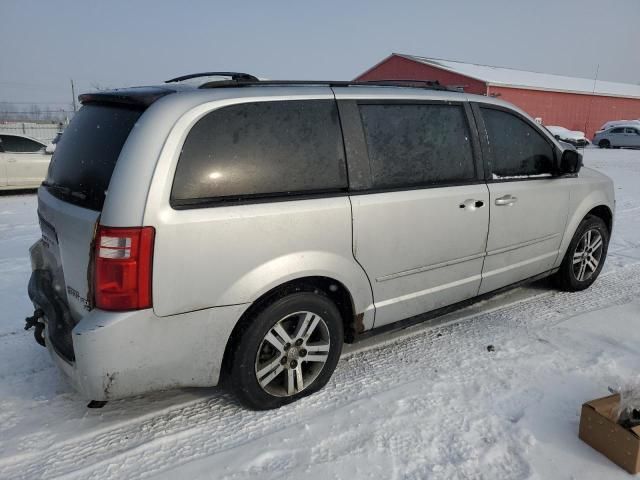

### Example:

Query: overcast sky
xmin=1 ymin=0 xmax=639 ymax=108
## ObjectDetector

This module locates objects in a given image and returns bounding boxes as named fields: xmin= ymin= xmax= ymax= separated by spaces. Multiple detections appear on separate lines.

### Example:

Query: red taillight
xmin=94 ymin=226 xmax=155 ymax=311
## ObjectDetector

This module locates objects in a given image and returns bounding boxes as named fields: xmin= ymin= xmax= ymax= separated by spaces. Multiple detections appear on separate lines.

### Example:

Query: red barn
xmin=356 ymin=53 xmax=640 ymax=139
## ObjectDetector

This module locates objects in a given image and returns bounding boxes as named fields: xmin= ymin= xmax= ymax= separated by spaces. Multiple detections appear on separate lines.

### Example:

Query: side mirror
xmin=560 ymin=149 xmax=582 ymax=175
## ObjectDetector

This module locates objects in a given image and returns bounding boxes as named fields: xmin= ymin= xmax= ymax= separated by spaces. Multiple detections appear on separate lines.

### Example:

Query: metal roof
xmin=397 ymin=54 xmax=640 ymax=99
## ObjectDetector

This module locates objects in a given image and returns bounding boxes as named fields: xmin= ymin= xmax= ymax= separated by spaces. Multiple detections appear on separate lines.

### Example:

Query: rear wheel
xmin=556 ymin=215 xmax=609 ymax=291
xmin=230 ymin=292 xmax=343 ymax=410
xmin=598 ymin=139 xmax=611 ymax=149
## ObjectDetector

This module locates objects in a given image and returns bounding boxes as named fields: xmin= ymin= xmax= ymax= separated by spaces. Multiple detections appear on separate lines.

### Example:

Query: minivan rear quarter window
xmin=171 ymin=100 xmax=347 ymax=205
xmin=358 ymin=103 xmax=476 ymax=189
xmin=46 ymin=104 xmax=143 ymax=210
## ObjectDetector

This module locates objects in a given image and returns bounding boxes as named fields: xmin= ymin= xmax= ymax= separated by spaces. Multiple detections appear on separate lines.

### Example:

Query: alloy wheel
xmin=572 ymin=228 xmax=604 ymax=282
xmin=254 ymin=311 xmax=331 ymax=397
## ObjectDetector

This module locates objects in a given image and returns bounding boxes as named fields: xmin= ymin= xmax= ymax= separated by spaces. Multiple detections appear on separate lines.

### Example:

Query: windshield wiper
xmin=42 ymin=181 xmax=87 ymax=200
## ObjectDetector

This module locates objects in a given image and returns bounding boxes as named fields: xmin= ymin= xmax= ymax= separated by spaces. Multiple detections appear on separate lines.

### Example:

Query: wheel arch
xmin=587 ymin=204 xmax=613 ymax=233
xmin=220 ymin=275 xmax=364 ymax=381
xmin=556 ymin=196 xmax=613 ymax=268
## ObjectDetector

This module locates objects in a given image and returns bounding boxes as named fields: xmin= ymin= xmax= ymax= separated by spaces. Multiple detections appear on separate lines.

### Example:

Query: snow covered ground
xmin=1 ymin=148 xmax=639 ymax=480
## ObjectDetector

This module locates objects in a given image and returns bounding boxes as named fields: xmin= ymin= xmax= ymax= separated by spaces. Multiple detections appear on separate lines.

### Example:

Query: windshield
xmin=45 ymin=104 xmax=143 ymax=211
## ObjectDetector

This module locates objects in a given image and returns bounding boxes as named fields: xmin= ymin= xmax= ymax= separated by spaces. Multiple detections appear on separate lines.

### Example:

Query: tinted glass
xmin=358 ymin=103 xmax=475 ymax=189
xmin=172 ymin=100 xmax=346 ymax=203
xmin=481 ymin=108 xmax=555 ymax=178
xmin=46 ymin=105 xmax=142 ymax=211
xmin=0 ymin=135 xmax=45 ymax=153
xmin=611 ymin=127 xmax=624 ymax=133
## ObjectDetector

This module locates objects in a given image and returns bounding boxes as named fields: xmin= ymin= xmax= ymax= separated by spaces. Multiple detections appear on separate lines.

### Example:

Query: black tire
xmin=598 ymin=139 xmax=610 ymax=149
xmin=556 ymin=215 xmax=609 ymax=291
xmin=230 ymin=292 xmax=344 ymax=410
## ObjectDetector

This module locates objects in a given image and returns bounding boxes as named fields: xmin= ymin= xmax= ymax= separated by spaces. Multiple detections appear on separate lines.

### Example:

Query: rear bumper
xmin=29 ymin=239 xmax=249 ymax=401
xmin=27 ymin=251 xmax=249 ymax=400
xmin=43 ymin=304 xmax=248 ymax=401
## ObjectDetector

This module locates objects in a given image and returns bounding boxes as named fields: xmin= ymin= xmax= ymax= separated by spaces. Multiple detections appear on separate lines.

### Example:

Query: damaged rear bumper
xmin=28 ymin=238 xmax=248 ymax=401
xmin=41 ymin=304 xmax=248 ymax=401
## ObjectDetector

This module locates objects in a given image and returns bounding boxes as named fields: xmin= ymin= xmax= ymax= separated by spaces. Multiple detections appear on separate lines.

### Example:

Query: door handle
xmin=459 ymin=199 xmax=485 ymax=210
xmin=495 ymin=194 xmax=518 ymax=206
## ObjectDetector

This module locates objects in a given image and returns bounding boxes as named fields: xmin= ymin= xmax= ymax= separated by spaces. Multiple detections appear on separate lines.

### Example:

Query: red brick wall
xmin=489 ymin=86 xmax=640 ymax=139
xmin=355 ymin=55 xmax=487 ymax=95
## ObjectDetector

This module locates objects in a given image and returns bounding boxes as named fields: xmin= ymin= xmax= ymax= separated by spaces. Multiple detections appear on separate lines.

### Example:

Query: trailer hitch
xmin=25 ymin=308 xmax=46 ymax=347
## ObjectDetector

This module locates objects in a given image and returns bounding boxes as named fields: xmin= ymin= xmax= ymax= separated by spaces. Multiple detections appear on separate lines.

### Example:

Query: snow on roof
xmin=398 ymin=54 xmax=640 ymax=99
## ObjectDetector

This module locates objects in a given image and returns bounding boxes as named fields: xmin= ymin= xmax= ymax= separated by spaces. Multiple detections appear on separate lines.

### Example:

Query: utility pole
xmin=70 ymin=79 xmax=77 ymax=112
xmin=584 ymin=64 xmax=599 ymax=136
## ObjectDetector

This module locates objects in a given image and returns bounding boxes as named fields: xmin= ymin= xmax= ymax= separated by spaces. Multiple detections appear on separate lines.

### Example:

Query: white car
xmin=0 ymin=133 xmax=52 ymax=189
xmin=546 ymin=126 xmax=589 ymax=147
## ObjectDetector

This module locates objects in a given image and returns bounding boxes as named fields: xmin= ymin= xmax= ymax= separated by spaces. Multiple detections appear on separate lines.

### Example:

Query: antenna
xmin=584 ymin=64 xmax=600 ymax=137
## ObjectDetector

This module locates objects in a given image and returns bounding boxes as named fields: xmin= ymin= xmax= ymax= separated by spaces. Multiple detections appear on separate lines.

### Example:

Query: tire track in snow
xmin=2 ymin=263 xmax=640 ymax=480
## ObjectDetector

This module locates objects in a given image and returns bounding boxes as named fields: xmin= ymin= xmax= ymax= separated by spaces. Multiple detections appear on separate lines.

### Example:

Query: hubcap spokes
xmin=572 ymin=229 xmax=603 ymax=282
xmin=255 ymin=311 xmax=330 ymax=397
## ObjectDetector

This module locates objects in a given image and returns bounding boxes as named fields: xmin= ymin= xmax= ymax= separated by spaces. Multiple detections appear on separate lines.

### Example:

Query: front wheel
xmin=556 ymin=215 xmax=609 ymax=291
xmin=598 ymin=139 xmax=611 ymax=149
xmin=230 ymin=292 xmax=343 ymax=410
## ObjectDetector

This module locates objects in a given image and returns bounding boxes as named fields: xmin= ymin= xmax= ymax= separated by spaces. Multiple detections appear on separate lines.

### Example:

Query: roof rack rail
xmin=198 ymin=79 xmax=456 ymax=91
xmin=165 ymin=72 xmax=259 ymax=83
xmin=359 ymin=78 xmax=443 ymax=87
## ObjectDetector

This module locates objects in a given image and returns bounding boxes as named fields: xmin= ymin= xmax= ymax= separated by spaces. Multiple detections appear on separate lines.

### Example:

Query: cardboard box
xmin=579 ymin=394 xmax=640 ymax=474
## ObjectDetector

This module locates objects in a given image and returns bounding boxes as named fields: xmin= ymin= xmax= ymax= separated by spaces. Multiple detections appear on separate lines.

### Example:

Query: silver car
xmin=594 ymin=124 xmax=640 ymax=149
xmin=26 ymin=73 xmax=614 ymax=410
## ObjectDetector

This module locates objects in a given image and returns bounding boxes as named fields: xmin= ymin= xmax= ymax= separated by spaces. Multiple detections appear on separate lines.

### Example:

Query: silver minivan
xmin=26 ymin=74 xmax=614 ymax=410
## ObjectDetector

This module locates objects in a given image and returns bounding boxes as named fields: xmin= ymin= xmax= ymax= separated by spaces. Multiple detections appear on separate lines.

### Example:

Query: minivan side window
xmin=172 ymin=100 xmax=347 ymax=204
xmin=0 ymin=134 xmax=45 ymax=153
xmin=480 ymin=107 xmax=555 ymax=179
xmin=358 ymin=103 xmax=476 ymax=189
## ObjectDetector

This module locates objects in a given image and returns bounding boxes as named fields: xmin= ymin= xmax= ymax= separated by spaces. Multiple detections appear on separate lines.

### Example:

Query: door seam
xmin=478 ymin=182 xmax=491 ymax=295
xmin=347 ymin=195 xmax=376 ymax=329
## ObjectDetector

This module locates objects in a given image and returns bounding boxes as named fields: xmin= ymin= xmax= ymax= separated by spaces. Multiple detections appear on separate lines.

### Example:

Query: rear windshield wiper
xmin=42 ymin=181 xmax=87 ymax=200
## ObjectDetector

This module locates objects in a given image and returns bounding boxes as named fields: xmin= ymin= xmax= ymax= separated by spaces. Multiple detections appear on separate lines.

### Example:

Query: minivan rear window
xmin=171 ymin=100 xmax=347 ymax=206
xmin=45 ymin=104 xmax=143 ymax=211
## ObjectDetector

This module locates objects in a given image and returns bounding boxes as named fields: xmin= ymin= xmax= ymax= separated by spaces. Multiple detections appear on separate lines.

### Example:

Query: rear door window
xmin=480 ymin=107 xmax=555 ymax=179
xmin=0 ymin=134 xmax=45 ymax=153
xmin=357 ymin=103 xmax=476 ymax=189
xmin=171 ymin=100 xmax=347 ymax=205
xmin=45 ymin=105 xmax=143 ymax=210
